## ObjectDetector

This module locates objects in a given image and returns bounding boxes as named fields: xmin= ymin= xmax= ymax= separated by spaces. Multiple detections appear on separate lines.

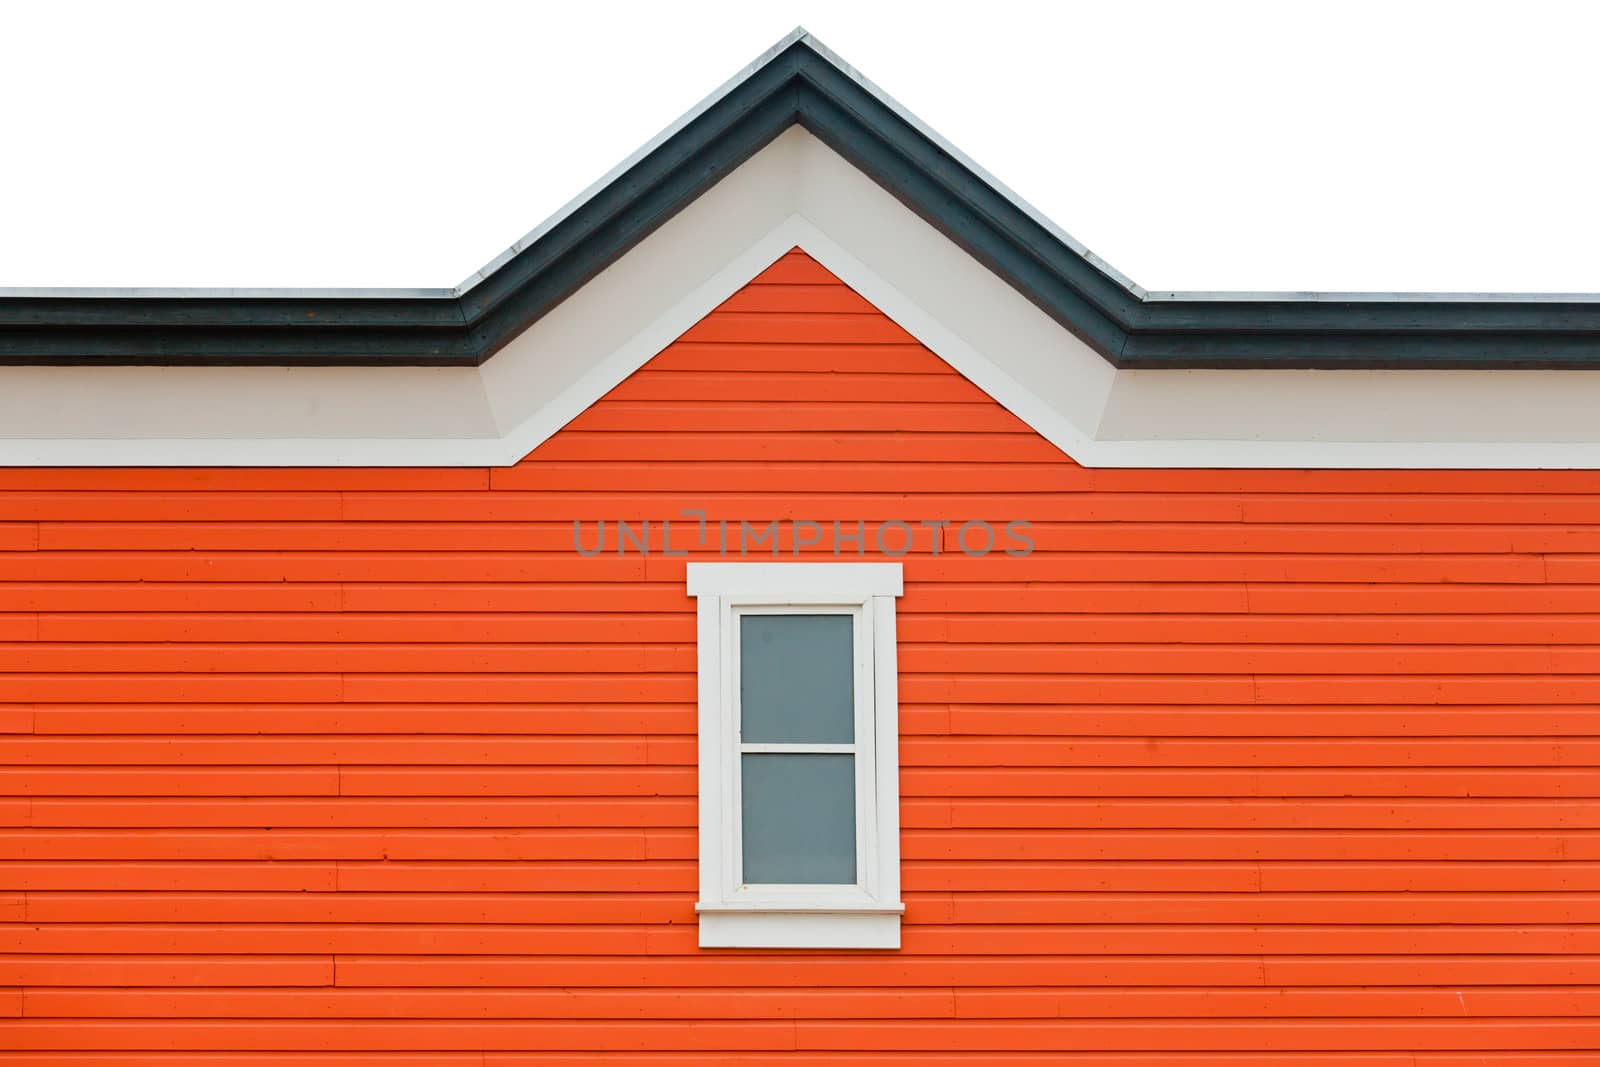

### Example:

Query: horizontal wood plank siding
xmin=1 ymin=250 xmax=1597 ymax=1062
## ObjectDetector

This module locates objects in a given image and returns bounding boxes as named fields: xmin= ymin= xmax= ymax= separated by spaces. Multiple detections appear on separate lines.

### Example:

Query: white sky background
xmin=2 ymin=0 xmax=1597 ymax=293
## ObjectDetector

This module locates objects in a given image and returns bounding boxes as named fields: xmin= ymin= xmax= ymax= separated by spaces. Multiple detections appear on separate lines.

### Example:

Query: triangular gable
xmin=510 ymin=248 xmax=1060 ymax=474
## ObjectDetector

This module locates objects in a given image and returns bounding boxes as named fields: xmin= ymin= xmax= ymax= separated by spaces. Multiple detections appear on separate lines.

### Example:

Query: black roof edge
xmin=5 ymin=30 xmax=1600 ymax=369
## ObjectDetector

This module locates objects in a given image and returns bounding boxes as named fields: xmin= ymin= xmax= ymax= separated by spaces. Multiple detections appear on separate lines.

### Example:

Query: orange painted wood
xmin=5 ymin=1017 xmax=1600 ymax=1052
xmin=0 ymin=249 xmax=1596 ymax=1059
xmin=17 ymin=985 xmax=1600 ymax=1020
xmin=3 ymin=1056 xmax=1597 ymax=1067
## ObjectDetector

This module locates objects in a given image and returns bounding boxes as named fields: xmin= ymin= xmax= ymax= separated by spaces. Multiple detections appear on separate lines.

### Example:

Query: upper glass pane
xmin=739 ymin=613 xmax=854 ymax=745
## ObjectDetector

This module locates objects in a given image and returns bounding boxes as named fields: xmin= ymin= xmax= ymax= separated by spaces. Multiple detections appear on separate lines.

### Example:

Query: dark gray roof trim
xmin=5 ymin=31 xmax=1600 ymax=369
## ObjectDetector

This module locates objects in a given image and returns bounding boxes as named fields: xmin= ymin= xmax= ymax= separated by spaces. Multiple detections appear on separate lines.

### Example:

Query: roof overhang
xmin=6 ymin=30 xmax=1600 ymax=370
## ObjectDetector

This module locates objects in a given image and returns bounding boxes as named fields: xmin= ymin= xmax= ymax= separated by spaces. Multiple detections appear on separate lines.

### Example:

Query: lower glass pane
xmin=740 ymin=753 xmax=857 ymax=885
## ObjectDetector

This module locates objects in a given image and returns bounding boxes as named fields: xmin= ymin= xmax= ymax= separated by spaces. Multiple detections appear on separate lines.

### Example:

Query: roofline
xmin=6 ymin=29 xmax=1600 ymax=369
xmin=0 ymin=287 xmax=456 ymax=300
xmin=448 ymin=27 xmax=817 ymax=298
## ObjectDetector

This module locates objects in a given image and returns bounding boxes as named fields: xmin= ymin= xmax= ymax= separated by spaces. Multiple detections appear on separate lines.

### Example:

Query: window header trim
xmin=687 ymin=561 xmax=903 ymax=599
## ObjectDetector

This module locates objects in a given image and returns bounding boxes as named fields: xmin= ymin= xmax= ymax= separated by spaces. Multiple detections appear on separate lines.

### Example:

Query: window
xmin=687 ymin=562 xmax=904 ymax=948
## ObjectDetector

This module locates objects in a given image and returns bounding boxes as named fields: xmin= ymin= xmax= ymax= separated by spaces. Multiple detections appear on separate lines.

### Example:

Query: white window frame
xmin=687 ymin=562 xmax=904 ymax=949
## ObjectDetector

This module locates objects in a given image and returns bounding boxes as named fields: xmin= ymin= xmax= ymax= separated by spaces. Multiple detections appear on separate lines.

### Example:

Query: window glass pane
xmin=739 ymin=613 xmax=854 ymax=744
xmin=740 ymin=753 xmax=856 ymax=884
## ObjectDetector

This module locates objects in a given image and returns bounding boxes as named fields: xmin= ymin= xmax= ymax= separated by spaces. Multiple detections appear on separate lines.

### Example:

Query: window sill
xmin=696 ymin=906 xmax=903 ymax=949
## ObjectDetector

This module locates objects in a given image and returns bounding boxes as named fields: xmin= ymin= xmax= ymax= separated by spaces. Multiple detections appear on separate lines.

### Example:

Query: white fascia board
xmin=5 ymin=128 xmax=1600 ymax=467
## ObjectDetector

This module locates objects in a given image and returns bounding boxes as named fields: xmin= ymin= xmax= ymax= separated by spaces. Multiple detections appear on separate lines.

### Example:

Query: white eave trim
xmin=6 ymin=129 xmax=1600 ymax=468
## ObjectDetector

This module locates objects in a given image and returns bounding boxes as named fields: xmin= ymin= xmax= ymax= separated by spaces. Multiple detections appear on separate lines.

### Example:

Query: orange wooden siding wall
xmin=2 ymin=248 xmax=1599 ymax=1063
